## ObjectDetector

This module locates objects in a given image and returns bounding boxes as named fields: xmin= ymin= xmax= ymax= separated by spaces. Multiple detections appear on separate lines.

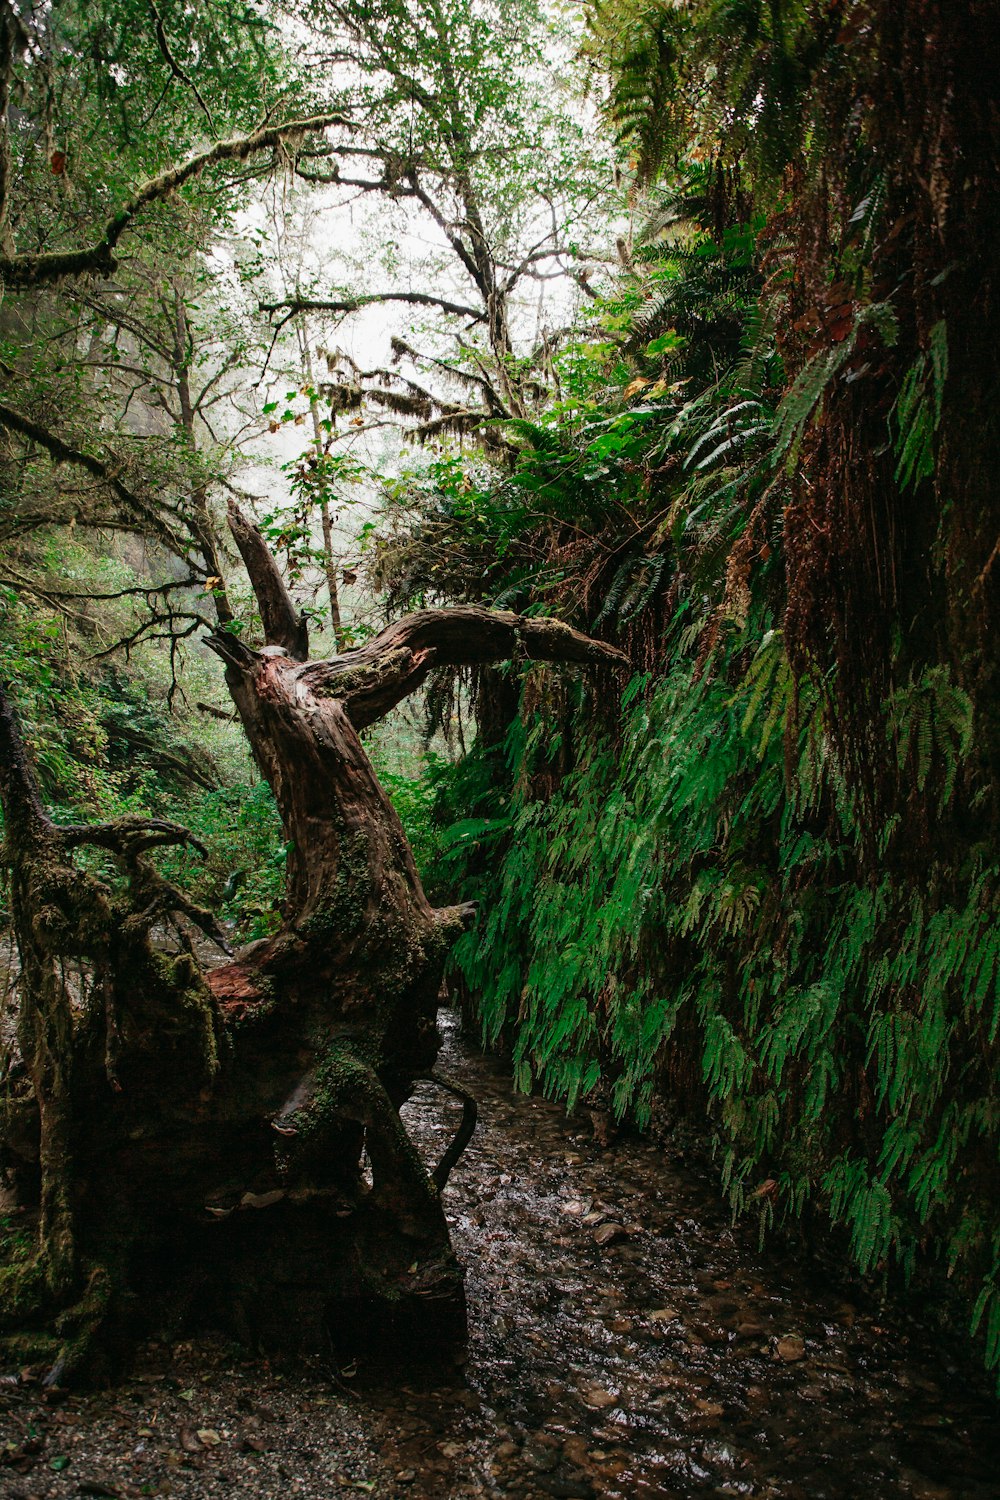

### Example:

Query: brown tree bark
xmin=0 ymin=511 xmax=627 ymax=1382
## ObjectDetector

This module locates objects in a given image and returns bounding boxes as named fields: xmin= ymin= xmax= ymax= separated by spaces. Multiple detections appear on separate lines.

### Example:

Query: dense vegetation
xmin=376 ymin=0 xmax=1000 ymax=1380
xmin=1 ymin=0 xmax=998 ymax=1386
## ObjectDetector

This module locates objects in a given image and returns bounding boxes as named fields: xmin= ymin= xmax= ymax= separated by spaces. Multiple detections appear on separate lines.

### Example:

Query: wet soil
xmin=1 ymin=1010 xmax=997 ymax=1499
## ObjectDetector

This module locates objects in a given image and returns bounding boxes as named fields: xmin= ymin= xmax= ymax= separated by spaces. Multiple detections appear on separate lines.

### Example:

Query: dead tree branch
xmin=206 ymin=605 xmax=629 ymax=731
xmin=226 ymin=499 xmax=308 ymax=660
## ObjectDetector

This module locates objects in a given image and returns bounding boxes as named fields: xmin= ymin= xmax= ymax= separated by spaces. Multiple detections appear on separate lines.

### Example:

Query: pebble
xmin=580 ymin=1384 xmax=618 ymax=1409
xmin=524 ymin=1436 xmax=560 ymax=1472
xmin=592 ymin=1222 xmax=627 ymax=1246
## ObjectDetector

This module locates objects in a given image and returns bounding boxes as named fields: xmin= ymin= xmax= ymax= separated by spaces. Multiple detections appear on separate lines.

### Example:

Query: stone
xmin=580 ymin=1384 xmax=617 ymax=1410
xmin=592 ymin=1223 xmax=627 ymax=1247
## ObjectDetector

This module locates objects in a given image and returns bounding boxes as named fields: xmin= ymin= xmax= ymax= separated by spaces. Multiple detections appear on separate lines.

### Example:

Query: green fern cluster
xmin=438 ymin=620 xmax=1000 ymax=1383
xmin=586 ymin=0 xmax=819 ymax=188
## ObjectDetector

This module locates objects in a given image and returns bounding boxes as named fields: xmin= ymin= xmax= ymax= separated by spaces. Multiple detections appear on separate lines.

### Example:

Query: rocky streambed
xmin=1 ymin=1010 xmax=997 ymax=1498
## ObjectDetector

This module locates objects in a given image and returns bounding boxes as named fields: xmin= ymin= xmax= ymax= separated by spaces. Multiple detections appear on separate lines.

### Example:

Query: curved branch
xmin=427 ymin=1071 xmax=478 ymax=1191
xmin=0 ymin=112 xmax=350 ymax=288
xmin=299 ymin=606 xmax=630 ymax=728
xmin=60 ymin=815 xmax=207 ymax=859
xmin=148 ymin=0 xmax=215 ymax=132
xmin=260 ymin=291 xmax=485 ymax=323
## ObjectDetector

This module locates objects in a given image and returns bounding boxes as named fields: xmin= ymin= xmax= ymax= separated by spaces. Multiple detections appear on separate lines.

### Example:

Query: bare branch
xmin=226 ymin=498 xmax=308 ymax=661
xmin=260 ymin=291 xmax=485 ymax=323
xmin=0 ymin=401 xmax=191 ymax=554
xmin=196 ymin=700 xmax=238 ymax=722
xmin=294 ymin=163 xmax=418 ymax=196
xmin=148 ymin=0 xmax=216 ymax=133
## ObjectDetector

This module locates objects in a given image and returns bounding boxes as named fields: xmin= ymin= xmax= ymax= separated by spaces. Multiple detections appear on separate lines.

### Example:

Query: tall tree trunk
xmin=297 ymin=321 xmax=345 ymax=649
xmin=172 ymin=287 xmax=236 ymax=626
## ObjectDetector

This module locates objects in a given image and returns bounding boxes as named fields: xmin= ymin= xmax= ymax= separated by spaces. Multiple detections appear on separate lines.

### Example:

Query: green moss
xmin=174 ymin=973 xmax=222 ymax=1080
xmin=0 ymin=1261 xmax=112 ymax=1380
xmin=0 ymin=1256 xmax=49 ymax=1328
xmin=0 ymin=1329 xmax=62 ymax=1364
xmin=300 ymin=831 xmax=372 ymax=942
xmin=298 ymin=1041 xmax=380 ymax=1138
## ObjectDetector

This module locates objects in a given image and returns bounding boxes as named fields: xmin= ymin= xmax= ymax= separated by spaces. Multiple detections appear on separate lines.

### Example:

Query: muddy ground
xmin=1 ymin=1011 xmax=997 ymax=1499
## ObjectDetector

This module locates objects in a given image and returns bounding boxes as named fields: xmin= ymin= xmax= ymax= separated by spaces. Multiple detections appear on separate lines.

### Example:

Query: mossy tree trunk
xmin=0 ymin=503 xmax=626 ymax=1382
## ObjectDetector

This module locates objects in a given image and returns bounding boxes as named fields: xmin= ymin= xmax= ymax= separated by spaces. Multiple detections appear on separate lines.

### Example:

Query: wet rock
xmin=775 ymin=1335 xmax=807 ymax=1363
xmin=523 ymin=1434 xmax=560 ymax=1472
xmin=580 ymin=1384 xmax=617 ymax=1409
xmin=592 ymin=1222 xmax=627 ymax=1246
xmin=537 ymin=1478 xmax=596 ymax=1499
xmin=561 ymin=1434 xmax=590 ymax=1468
xmin=648 ymin=1307 xmax=679 ymax=1323
xmin=238 ymin=1420 xmax=267 ymax=1453
xmin=735 ymin=1320 xmax=765 ymax=1338
xmin=693 ymin=1323 xmax=729 ymax=1345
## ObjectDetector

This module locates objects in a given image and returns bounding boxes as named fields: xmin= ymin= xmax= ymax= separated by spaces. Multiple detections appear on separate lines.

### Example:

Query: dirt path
xmin=1 ymin=1011 xmax=997 ymax=1499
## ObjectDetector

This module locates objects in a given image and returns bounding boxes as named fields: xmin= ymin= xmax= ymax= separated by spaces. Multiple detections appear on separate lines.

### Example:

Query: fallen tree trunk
xmin=0 ymin=503 xmax=627 ymax=1381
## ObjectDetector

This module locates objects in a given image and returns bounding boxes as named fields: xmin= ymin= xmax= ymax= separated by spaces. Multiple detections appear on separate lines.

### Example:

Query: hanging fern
xmin=892 ymin=320 xmax=949 ymax=490
xmin=887 ymin=663 xmax=973 ymax=806
xmin=773 ymin=302 xmax=898 ymax=469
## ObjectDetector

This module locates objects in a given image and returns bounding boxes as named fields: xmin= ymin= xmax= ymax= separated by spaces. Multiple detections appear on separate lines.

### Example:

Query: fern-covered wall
xmin=441 ymin=642 xmax=999 ymax=1379
xmin=375 ymin=0 xmax=1000 ymax=1381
